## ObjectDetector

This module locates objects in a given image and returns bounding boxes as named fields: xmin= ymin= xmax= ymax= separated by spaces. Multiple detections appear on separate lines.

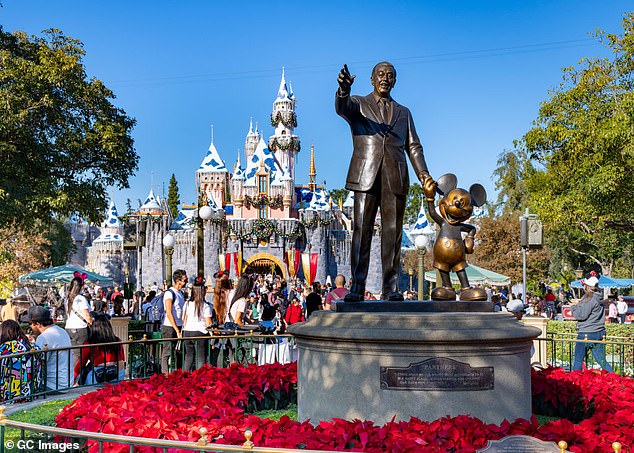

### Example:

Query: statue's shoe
xmin=460 ymin=287 xmax=488 ymax=301
xmin=381 ymin=291 xmax=404 ymax=301
xmin=431 ymin=287 xmax=456 ymax=301
xmin=343 ymin=292 xmax=364 ymax=302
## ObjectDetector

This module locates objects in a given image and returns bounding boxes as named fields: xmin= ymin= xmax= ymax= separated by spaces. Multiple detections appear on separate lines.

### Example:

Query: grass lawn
xmin=2 ymin=399 xmax=75 ymax=453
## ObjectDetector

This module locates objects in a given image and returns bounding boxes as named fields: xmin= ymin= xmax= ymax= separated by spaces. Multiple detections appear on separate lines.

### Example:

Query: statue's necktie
xmin=380 ymin=99 xmax=389 ymax=123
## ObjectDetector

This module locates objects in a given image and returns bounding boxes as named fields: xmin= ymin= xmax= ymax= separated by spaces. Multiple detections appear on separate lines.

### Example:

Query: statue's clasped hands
xmin=422 ymin=174 xmax=437 ymax=201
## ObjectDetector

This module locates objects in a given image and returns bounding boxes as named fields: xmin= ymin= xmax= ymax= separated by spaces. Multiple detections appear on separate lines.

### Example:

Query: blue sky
xmin=2 ymin=1 xmax=632 ymax=213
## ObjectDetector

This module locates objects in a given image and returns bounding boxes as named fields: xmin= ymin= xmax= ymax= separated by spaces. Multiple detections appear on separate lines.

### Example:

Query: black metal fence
xmin=0 ymin=332 xmax=297 ymax=405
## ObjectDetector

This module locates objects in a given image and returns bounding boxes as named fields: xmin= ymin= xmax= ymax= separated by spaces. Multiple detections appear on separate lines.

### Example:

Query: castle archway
xmin=244 ymin=253 xmax=287 ymax=279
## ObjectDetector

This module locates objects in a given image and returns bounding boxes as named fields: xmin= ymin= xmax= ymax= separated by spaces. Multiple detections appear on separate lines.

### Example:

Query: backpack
xmin=146 ymin=289 xmax=175 ymax=323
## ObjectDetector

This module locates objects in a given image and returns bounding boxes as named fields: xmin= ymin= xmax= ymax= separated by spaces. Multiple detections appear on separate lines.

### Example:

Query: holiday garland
xmin=243 ymin=194 xmax=284 ymax=210
xmin=270 ymin=111 xmax=297 ymax=128
xmin=56 ymin=364 xmax=633 ymax=452
xmin=269 ymin=136 xmax=301 ymax=152
xmin=226 ymin=219 xmax=304 ymax=241
xmin=301 ymin=214 xmax=332 ymax=228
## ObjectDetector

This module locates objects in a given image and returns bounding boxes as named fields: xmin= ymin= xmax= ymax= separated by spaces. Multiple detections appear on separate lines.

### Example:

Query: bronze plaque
xmin=380 ymin=358 xmax=493 ymax=391
xmin=477 ymin=436 xmax=563 ymax=453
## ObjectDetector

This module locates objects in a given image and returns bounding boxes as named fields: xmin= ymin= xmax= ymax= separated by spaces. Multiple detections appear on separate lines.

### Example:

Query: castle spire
xmin=277 ymin=67 xmax=288 ymax=98
xmin=309 ymin=144 xmax=316 ymax=192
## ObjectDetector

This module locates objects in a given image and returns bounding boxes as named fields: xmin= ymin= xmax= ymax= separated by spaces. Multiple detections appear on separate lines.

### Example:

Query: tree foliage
xmin=492 ymin=148 xmax=532 ymax=215
xmin=405 ymin=183 xmax=424 ymax=225
xmin=0 ymin=28 xmax=138 ymax=227
xmin=498 ymin=14 xmax=634 ymax=275
xmin=328 ymin=188 xmax=349 ymax=208
xmin=0 ymin=224 xmax=51 ymax=297
xmin=167 ymin=174 xmax=180 ymax=220
xmin=470 ymin=215 xmax=551 ymax=284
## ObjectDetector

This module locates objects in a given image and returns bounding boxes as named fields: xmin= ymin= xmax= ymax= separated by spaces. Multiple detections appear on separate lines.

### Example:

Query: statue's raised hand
xmin=337 ymin=64 xmax=355 ymax=95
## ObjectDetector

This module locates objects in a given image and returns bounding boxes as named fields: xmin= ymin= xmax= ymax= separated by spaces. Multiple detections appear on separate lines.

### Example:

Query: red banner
xmin=310 ymin=253 xmax=318 ymax=285
xmin=294 ymin=250 xmax=301 ymax=279
xmin=225 ymin=253 xmax=231 ymax=275
xmin=233 ymin=252 xmax=240 ymax=278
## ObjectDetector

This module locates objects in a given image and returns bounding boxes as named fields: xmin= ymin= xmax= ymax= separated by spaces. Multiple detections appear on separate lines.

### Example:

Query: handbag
xmin=223 ymin=296 xmax=245 ymax=331
xmin=94 ymin=365 xmax=119 ymax=383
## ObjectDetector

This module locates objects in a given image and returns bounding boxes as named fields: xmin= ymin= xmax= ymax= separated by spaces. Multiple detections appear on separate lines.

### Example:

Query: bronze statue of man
xmin=336 ymin=62 xmax=433 ymax=301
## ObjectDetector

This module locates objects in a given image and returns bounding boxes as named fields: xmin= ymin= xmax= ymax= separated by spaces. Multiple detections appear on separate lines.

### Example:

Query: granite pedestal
xmin=288 ymin=301 xmax=541 ymax=425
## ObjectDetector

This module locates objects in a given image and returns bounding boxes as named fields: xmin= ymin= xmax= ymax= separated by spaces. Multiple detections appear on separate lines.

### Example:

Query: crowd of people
xmin=0 ymin=274 xmax=127 ymax=402
xmin=148 ymin=269 xmax=352 ymax=373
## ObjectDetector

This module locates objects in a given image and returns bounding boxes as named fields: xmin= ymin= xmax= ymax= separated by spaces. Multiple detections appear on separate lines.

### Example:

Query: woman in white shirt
xmin=182 ymin=278 xmax=212 ymax=371
xmin=65 ymin=275 xmax=93 ymax=383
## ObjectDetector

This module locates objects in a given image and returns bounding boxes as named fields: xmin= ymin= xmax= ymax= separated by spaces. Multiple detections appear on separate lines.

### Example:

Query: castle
xmin=67 ymin=71 xmax=389 ymax=292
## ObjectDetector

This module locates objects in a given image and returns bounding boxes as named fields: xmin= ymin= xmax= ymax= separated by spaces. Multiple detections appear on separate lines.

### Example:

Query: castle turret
xmin=269 ymin=68 xmax=300 ymax=182
xmin=196 ymin=127 xmax=229 ymax=208
xmin=244 ymin=119 xmax=260 ymax=160
xmin=232 ymin=149 xmax=245 ymax=217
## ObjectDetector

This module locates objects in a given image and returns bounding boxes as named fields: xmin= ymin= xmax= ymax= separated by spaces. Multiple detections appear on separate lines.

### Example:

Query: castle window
xmin=258 ymin=175 xmax=267 ymax=194
xmin=259 ymin=206 xmax=267 ymax=219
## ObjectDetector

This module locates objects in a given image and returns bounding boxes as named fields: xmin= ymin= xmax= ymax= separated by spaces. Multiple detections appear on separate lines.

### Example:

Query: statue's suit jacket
xmin=335 ymin=92 xmax=428 ymax=195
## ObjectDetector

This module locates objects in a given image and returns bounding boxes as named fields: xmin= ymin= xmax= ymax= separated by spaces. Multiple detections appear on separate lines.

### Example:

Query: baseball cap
xmin=26 ymin=306 xmax=52 ymax=323
xmin=582 ymin=276 xmax=599 ymax=287
xmin=506 ymin=299 xmax=525 ymax=313
xmin=249 ymin=292 xmax=256 ymax=297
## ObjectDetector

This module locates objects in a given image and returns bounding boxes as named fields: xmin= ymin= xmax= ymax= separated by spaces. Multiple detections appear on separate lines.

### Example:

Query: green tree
xmin=125 ymin=198 xmax=133 ymax=215
xmin=404 ymin=183 xmax=424 ymax=225
xmin=167 ymin=174 xmax=180 ymax=219
xmin=516 ymin=14 xmax=634 ymax=275
xmin=0 ymin=28 xmax=138 ymax=227
xmin=328 ymin=188 xmax=349 ymax=208
xmin=492 ymin=148 xmax=532 ymax=215
xmin=45 ymin=219 xmax=75 ymax=266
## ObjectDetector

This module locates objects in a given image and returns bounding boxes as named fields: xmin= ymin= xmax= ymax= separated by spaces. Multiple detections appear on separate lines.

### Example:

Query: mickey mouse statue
xmin=423 ymin=173 xmax=487 ymax=301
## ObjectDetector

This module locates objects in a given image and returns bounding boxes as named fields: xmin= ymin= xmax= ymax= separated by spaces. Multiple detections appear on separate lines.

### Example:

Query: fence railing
xmin=0 ymin=406 xmax=342 ymax=453
xmin=0 ymin=407 xmax=626 ymax=453
xmin=534 ymin=334 xmax=634 ymax=376
xmin=0 ymin=332 xmax=296 ymax=405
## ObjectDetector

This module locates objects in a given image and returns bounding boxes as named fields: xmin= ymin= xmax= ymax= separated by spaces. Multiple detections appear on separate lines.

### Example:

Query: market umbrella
xmin=569 ymin=275 xmax=630 ymax=289
xmin=19 ymin=265 xmax=114 ymax=285
xmin=424 ymin=263 xmax=511 ymax=286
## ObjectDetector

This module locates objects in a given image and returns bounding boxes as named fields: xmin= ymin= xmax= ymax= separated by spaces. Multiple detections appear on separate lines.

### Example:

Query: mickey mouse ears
xmin=435 ymin=173 xmax=487 ymax=207
xmin=435 ymin=173 xmax=457 ymax=196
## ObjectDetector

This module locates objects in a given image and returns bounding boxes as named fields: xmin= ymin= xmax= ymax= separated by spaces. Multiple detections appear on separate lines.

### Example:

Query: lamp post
xmin=408 ymin=267 xmax=414 ymax=292
xmin=197 ymin=203 xmax=213 ymax=278
xmin=415 ymin=235 xmax=427 ymax=300
xmin=574 ymin=265 xmax=584 ymax=280
xmin=163 ymin=233 xmax=175 ymax=287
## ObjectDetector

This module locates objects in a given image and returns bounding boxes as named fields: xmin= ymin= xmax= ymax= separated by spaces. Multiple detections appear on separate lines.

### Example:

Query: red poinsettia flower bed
xmin=56 ymin=363 xmax=633 ymax=453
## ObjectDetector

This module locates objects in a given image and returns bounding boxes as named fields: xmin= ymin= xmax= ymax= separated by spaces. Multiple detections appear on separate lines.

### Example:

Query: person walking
xmin=323 ymin=274 xmax=349 ymax=310
xmin=160 ymin=269 xmax=188 ymax=374
xmin=65 ymin=274 xmax=93 ymax=382
xmin=570 ymin=276 xmax=614 ymax=372
xmin=181 ymin=277 xmax=212 ymax=371
xmin=616 ymin=295 xmax=628 ymax=324
xmin=0 ymin=298 xmax=19 ymax=322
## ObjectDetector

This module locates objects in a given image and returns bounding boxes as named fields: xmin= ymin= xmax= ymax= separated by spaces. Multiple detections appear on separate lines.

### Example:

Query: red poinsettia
xmin=55 ymin=363 xmax=633 ymax=453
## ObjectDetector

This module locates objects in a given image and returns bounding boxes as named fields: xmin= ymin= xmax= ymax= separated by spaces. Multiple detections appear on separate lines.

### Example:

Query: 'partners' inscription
xmin=380 ymin=357 xmax=494 ymax=391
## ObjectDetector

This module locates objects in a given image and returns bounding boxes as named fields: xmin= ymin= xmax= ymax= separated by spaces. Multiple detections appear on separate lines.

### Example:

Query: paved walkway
xmin=3 ymin=386 xmax=101 ymax=416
